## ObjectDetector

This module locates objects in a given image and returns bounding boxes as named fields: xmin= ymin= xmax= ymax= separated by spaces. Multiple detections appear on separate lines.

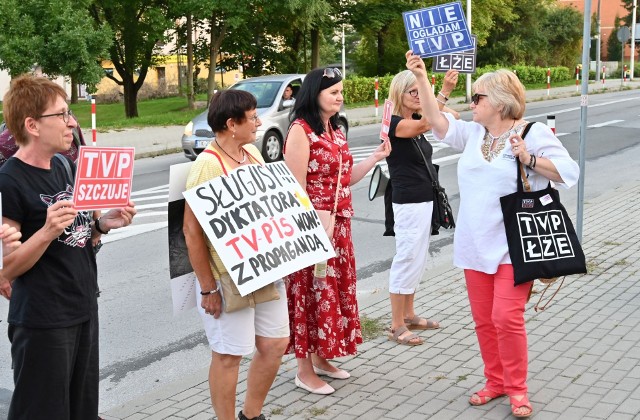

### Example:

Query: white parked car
xmin=181 ymin=74 xmax=349 ymax=162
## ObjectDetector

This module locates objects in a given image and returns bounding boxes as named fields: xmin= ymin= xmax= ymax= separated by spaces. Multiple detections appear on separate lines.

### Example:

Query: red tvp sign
xmin=73 ymin=146 xmax=135 ymax=210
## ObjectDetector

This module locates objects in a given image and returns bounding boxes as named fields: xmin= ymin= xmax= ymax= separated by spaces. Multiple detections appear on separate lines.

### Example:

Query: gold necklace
xmin=481 ymin=120 xmax=519 ymax=162
xmin=215 ymin=139 xmax=246 ymax=164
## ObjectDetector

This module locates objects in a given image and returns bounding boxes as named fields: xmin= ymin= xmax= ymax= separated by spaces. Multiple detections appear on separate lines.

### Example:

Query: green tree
xmin=621 ymin=0 xmax=639 ymax=56
xmin=90 ymin=0 xmax=174 ymax=118
xmin=607 ymin=16 xmax=623 ymax=61
xmin=347 ymin=0 xmax=413 ymax=76
xmin=478 ymin=0 xmax=581 ymax=68
xmin=0 ymin=0 xmax=111 ymax=102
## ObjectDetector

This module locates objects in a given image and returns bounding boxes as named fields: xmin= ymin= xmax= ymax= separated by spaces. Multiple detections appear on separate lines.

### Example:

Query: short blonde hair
xmin=388 ymin=70 xmax=417 ymax=116
xmin=2 ymin=75 xmax=67 ymax=146
xmin=473 ymin=69 xmax=526 ymax=120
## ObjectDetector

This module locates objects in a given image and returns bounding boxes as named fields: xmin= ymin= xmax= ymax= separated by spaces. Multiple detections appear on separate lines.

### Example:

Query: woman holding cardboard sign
xmin=384 ymin=68 xmax=459 ymax=346
xmin=0 ymin=75 xmax=136 ymax=420
xmin=183 ymin=89 xmax=290 ymax=420
xmin=404 ymin=50 xmax=579 ymax=418
xmin=283 ymin=68 xmax=391 ymax=395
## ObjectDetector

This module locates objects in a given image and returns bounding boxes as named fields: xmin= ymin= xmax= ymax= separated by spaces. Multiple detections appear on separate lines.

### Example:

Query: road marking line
xmin=588 ymin=120 xmax=624 ymax=128
xmin=525 ymin=95 xmax=640 ymax=119
xmin=129 ymin=194 xmax=169 ymax=202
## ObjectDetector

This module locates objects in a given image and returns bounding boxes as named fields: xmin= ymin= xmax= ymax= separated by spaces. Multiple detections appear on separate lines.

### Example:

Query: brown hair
xmin=2 ymin=75 xmax=68 ymax=146
xmin=207 ymin=90 xmax=257 ymax=133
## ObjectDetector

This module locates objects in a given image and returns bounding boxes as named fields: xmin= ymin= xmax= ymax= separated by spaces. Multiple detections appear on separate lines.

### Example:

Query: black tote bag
xmin=499 ymin=126 xmax=586 ymax=286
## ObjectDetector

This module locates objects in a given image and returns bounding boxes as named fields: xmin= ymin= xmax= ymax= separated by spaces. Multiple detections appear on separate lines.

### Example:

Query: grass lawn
xmin=70 ymin=95 xmax=207 ymax=132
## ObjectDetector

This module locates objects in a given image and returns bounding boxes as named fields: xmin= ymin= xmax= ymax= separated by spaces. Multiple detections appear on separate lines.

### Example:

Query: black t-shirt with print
xmin=386 ymin=114 xmax=435 ymax=204
xmin=0 ymin=156 xmax=97 ymax=328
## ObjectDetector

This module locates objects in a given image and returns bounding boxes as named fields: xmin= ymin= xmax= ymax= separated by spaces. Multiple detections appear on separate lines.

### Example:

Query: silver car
xmin=181 ymin=74 xmax=349 ymax=162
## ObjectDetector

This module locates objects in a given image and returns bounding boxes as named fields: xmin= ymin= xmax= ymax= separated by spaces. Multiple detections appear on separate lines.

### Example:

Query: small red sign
xmin=72 ymin=146 xmax=135 ymax=210
xmin=380 ymin=99 xmax=394 ymax=141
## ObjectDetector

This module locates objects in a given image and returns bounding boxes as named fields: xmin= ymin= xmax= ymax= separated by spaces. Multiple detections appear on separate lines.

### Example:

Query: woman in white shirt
xmin=404 ymin=50 xmax=579 ymax=419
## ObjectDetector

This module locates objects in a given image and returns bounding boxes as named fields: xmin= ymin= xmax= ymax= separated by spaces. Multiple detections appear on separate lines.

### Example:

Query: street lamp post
xmin=596 ymin=0 xmax=602 ymax=82
xmin=466 ymin=0 xmax=472 ymax=102
xmin=631 ymin=0 xmax=637 ymax=79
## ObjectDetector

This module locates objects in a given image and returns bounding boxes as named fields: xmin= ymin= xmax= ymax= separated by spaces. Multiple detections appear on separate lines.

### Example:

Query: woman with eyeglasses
xmin=404 ymin=51 xmax=579 ymax=418
xmin=384 ymin=69 xmax=460 ymax=347
xmin=183 ymin=89 xmax=290 ymax=420
xmin=0 ymin=75 xmax=136 ymax=419
xmin=284 ymin=67 xmax=391 ymax=394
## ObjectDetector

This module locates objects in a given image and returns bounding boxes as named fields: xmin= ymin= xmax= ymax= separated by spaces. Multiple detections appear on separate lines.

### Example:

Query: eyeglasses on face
xmin=471 ymin=93 xmax=488 ymax=105
xmin=322 ymin=68 xmax=342 ymax=79
xmin=247 ymin=114 xmax=260 ymax=123
xmin=405 ymin=89 xmax=419 ymax=98
xmin=37 ymin=109 xmax=75 ymax=124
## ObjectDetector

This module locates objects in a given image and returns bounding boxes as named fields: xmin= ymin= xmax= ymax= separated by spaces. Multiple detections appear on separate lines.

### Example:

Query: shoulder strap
xmin=242 ymin=146 xmax=263 ymax=165
xmin=412 ymin=136 xmax=439 ymax=187
xmin=328 ymin=124 xmax=342 ymax=214
xmin=202 ymin=149 xmax=228 ymax=176
xmin=54 ymin=153 xmax=73 ymax=183
xmin=517 ymin=122 xmax=536 ymax=192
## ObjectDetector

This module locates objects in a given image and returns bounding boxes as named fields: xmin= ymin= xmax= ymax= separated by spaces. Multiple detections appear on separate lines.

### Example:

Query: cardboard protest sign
xmin=432 ymin=35 xmax=477 ymax=74
xmin=380 ymin=99 xmax=394 ymax=142
xmin=183 ymin=161 xmax=335 ymax=296
xmin=403 ymin=2 xmax=473 ymax=58
xmin=168 ymin=162 xmax=198 ymax=315
xmin=72 ymin=146 xmax=135 ymax=210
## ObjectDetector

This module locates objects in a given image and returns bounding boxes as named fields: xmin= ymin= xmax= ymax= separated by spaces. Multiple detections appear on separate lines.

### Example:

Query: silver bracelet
xmin=438 ymin=91 xmax=449 ymax=101
xmin=436 ymin=98 xmax=447 ymax=106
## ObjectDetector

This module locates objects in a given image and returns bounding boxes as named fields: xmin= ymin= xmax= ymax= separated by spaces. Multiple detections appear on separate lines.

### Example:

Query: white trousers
xmin=389 ymin=201 xmax=433 ymax=294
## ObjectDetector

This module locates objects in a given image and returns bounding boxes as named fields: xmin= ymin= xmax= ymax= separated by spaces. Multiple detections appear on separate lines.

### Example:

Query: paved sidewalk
xmin=101 ymin=183 xmax=640 ymax=418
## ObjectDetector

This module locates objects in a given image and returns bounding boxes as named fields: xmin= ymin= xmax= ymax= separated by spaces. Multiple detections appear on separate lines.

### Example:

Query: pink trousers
xmin=464 ymin=264 xmax=531 ymax=395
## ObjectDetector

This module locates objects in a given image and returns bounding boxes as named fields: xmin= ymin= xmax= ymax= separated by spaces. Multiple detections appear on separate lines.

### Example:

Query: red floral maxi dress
xmin=284 ymin=118 xmax=363 ymax=359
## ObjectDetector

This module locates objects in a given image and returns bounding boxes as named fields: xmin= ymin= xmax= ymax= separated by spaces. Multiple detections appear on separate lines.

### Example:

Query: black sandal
xmin=238 ymin=411 xmax=266 ymax=420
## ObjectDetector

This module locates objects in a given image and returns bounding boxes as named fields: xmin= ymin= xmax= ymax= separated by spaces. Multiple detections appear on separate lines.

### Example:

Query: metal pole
xmin=577 ymin=0 xmax=592 ymax=241
xmin=631 ymin=0 xmax=637 ymax=79
xmin=596 ymin=0 xmax=602 ymax=82
xmin=465 ymin=0 xmax=472 ymax=102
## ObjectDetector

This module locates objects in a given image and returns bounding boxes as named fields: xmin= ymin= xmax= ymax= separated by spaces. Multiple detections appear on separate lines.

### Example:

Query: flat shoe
xmin=313 ymin=365 xmax=351 ymax=379
xmin=404 ymin=315 xmax=440 ymax=330
xmin=469 ymin=388 xmax=505 ymax=406
xmin=510 ymin=395 xmax=533 ymax=418
xmin=294 ymin=374 xmax=335 ymax=395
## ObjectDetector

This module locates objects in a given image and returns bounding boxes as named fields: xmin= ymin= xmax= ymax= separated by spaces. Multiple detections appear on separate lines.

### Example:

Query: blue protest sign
xmin=403 ymin=2 xmax=473 ymax=58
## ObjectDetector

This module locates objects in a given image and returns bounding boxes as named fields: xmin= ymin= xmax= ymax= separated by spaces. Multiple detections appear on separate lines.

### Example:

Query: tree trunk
xmin=123 ymin=77 xmax=139 ymax=118
xmin=311 ymin=28 xmax=320 ymax=69
xmin=186 ymin=14 xmax=195 ymax=110
xmin=70 ymin=76 xmax=78 ymax=104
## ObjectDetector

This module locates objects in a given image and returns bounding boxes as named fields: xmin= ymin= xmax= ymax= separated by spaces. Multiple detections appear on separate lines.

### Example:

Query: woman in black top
xmin=385 ymin=68 xmax=459 ymax=346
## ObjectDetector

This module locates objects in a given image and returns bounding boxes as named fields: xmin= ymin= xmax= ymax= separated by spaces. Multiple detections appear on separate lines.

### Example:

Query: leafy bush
xmin=341 ymin=65 xmax=573 ymax=105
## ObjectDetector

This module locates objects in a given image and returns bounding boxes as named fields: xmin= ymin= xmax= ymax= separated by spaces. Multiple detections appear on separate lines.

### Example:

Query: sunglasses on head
xmin=323 ymin=68 xmax=342 ymax=79
xmin=471 ymin=93 xmax=488 ymax=105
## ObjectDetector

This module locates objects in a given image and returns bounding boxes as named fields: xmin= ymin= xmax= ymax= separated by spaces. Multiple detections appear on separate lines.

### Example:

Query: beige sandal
xmin=404 ymin=315 xmax=440 ymax=330
xmin=387 ymin=325 xmax=424 ymax=346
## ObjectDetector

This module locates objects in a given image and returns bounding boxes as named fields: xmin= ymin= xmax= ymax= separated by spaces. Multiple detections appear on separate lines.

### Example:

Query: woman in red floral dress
xmin=284 ymin=67 xmax=391 ymax=395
